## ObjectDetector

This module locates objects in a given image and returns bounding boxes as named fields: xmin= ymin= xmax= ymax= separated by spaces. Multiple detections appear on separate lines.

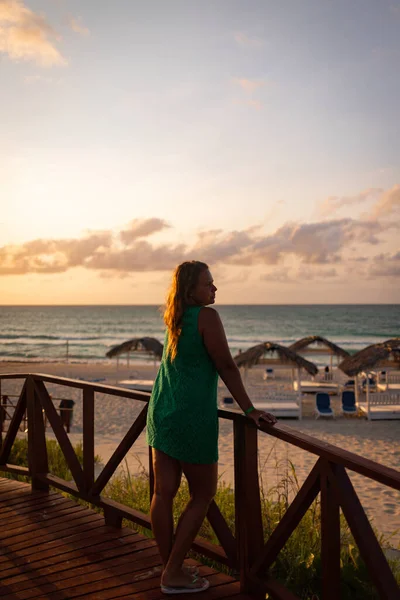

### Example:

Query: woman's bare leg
xmin=161 ymin=461 xmax=218 ymax=588
xmin=150 ymin=448 xmax=182 ymax=567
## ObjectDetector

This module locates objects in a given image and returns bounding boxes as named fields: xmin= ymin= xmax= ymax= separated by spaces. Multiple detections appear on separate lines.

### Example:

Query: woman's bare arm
xmin=199 ymin=307 xmax=276 ymax=425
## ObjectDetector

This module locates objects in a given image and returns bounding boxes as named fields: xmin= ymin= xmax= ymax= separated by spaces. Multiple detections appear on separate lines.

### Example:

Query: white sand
xmin=1 ymin=360 xmax=399 ymax=548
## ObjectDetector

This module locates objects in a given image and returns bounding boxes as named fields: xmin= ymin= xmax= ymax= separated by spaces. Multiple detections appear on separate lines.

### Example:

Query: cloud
xmin=119 ymin=218 xmax=170 ymax=246
xmin=69 ymin=16 xmax=89 ymax=36
xmin=317 ymin=188 xmax=382 ymax=217
xmin=0 ymin=231 xmax=111 ymax=274
xmin=0 ymin=0 xmax=66 ymax=66
xmin=368 ymin=184 xmax=400 ymax=220
xmin=232 ymin=77 xmax=265 ymax=94
xmin=368 ymin=252 xmax=400 ymax=278
xmin=0 ymin=213 xmax=396 ymax=278
xmin=233 ymin=31 xmax=264 ymax=48
xmin=261 ymin=266 xmax=338 ymax=283
xmin=245 ymin=219 xmax=383 ymax=266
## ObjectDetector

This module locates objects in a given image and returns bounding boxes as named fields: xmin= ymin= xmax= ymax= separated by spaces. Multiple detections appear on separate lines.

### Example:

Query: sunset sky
xmin=1 ymin=0 xmax=399 ymax=304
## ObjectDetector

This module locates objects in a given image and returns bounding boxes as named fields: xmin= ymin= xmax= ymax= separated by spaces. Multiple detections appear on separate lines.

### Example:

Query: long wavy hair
xmin=164 ymin=260 xmax=208 ymax=361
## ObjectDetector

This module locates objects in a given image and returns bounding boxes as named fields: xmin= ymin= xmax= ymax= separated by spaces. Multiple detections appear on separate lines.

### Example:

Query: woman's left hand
xmin=247 ymin=409 xmax=277 ymax=426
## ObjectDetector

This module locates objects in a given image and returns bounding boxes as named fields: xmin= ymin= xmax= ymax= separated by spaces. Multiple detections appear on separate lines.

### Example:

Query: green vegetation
xmin=5 ymin=437 xmax=101 ymax=482
xmin=2 ymin=440 xmax=399 ymax=600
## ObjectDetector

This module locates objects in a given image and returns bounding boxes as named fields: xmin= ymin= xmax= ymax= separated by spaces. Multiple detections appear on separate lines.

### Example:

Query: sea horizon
xmin=0 ymin=304 xmax=398 ymax=364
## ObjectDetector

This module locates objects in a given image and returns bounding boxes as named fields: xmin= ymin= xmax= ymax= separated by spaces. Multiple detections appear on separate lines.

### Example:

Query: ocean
xmin=0 ymin=305 xmax=398 ymax=366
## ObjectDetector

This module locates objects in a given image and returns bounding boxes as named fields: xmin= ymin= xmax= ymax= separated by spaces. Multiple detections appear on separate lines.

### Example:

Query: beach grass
xmin=104 ymin=454 xmax=400 ymax=600
xmin=3 ymin=439 xmax=400 ymax=600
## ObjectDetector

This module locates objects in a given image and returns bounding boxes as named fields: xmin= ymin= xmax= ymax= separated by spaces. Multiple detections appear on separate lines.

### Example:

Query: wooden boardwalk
xmin=0 ymin=478 xmax=249 ymax=600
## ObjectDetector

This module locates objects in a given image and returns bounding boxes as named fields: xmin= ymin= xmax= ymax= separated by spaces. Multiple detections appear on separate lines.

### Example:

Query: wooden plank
xmin=0 ymin=506 xmax=94 ymax=541
xmin=33 ymin=379 xmax=86 ymax=491
xmin=0 ymin=504 xmax=88 ymax=537
xmin=91 ymin=403 xmax=148 ymax=496
xmin=0 ymin=515 xmax=105 ymax=560
xmin=320 ymin=460 xmax=341 ymax=600
xmin=53 ymin=571 xmax=236 ymax=600
xmin=0 ymin=464 xmax=30 ymax=477
xmin=207 ymin=500 xmax=237 ymax=564
xmin=0 ymin=533 xmax=149 ymax=582
xmin=0 ymin=382 xmax=27 ymax=464
xmin=0 ymin=487 xmax=53 ymax=505
xmin=0 ymin=496 xmax=77 ymax=521
xmin=0 ymin=551 xmax=189 ymax=600
xmin=330 ymin=464 xmax=400 ymax=600
xmin=83 ymin=387 xmax=95 ymax=492
xmin=251 ymin=459 xmax=321 ymax=576
xmin=1 ymin=545 xmax=159 ymax=593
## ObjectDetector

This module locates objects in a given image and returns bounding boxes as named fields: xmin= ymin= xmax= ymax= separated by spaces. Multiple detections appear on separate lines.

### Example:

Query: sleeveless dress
xmin=146 ymin=306 xmax=219 ymax=464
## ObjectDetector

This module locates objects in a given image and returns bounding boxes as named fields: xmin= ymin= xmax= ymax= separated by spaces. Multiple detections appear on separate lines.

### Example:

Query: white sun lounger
xmin=117 ymin=379 xmax=154 ymax=392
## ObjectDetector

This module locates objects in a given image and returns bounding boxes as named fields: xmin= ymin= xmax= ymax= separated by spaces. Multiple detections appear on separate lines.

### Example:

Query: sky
xmin=1 ymin=0 xmax=399 ymax=304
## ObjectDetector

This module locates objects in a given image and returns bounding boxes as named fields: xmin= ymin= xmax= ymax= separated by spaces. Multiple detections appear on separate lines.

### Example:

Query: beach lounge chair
xmin=361 ymin=376 xmax=376 ymax=392
xmin=344 ymin=379 xmax=355 ymax=389
xmin=341 ymin=390 xmax=357 ymax=415
xmin=315 ymin=393 xmax=334 ymax=418
xmin=263 ymin=368 xmax=275 ymax=380
xmin=222 ymin=396 xmax=234 ymax=408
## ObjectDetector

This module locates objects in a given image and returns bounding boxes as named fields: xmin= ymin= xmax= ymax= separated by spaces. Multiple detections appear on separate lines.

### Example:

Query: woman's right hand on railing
xmin=247 ymin=409 xmax=277 ymax=427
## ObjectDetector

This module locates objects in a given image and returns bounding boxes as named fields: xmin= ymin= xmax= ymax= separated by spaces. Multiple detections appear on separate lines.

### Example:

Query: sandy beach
xmin=1 ymin=359 xmax=399 ymax=548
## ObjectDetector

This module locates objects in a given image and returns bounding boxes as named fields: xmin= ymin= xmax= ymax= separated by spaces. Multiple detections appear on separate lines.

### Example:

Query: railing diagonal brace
xmin=0 ymin=382 xmax=27 ymax=465
xmin=206 ymin=500 xmax=237 ymax=565
xmin=330 ymin=463 xmax=400 ymax=600
xmin=91 ymin=403 xmax=148 ymax=497
xmin=250 ymin=458 xmax=322 ymax=576
xmin=34 ymin=379 xmax=86 ymax=492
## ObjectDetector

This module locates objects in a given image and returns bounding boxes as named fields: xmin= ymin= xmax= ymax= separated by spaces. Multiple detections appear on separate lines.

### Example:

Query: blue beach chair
xmin=315 ymin=393 xmax=334 ymax=418
xmin=263 ymin=368 xmax=275 ymax=380
xmin=341 ymin=390 xmax=357 ymax=415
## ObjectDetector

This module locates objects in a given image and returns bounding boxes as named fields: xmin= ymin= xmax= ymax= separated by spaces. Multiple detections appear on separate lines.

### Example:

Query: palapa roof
xmin=338 ymin=338 xmax=400 ymax=377
xmin=289 ymin=336 xmax=349 ymax=358
xmin=106 ymin=337 xmax=163 ymax=360
xmin=234 ymin=342 xmax=318 ymax=375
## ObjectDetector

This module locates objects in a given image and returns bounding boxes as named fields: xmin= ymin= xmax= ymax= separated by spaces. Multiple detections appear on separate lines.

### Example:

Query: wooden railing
xmin=0 ymin=373 xmax=399 ymax=600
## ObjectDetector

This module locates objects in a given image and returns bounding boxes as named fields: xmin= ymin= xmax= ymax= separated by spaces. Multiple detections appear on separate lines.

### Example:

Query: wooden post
xmin=27 ymin=376 xmax=49 ymax=491
xmin=320 ymin=460 xmax=341 ymax=600
xmin=83 ymin=388 xmax=95 ymax=493
xmin=366 ymin=374 xmax=371 ymax=420
xmin=234 ymin=418 xmax=264 ymax=595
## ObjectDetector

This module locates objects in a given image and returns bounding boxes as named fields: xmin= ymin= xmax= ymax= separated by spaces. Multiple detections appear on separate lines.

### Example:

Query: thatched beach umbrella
xmin=338 ymin=338 xmax=400 ymax=408
xmin=234 ymin=341 xmax=317 ymax=374
xmin=234 ymin=342 xmax=317 ymax=406
xmin=289 ymin=336 xmax=350 ymax=371
xmin=338 ymin=338 xmax=400 ymax=377
xmin=106 ymin=337 xmax=163 ymax=368
xmin=234 ymin=341 xmax=317 ymax=378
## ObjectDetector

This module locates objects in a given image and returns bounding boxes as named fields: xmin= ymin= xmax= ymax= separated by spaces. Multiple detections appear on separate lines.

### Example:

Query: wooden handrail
xmin=0 ymin=373 xmax=399 ymax=600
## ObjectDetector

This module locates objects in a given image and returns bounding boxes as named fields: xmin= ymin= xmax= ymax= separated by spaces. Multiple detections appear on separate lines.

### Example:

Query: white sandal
xmin=161 ymin=575 xmax=210 ymax=595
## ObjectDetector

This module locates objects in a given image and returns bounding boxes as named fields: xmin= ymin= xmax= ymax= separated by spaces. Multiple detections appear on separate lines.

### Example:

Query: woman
xmin=146 ymin=260 xmax=277 ymax=595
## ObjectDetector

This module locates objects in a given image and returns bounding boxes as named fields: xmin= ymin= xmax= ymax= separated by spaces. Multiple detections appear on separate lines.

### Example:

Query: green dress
xmin=146 ymin=306 xmax=219 ymax=464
